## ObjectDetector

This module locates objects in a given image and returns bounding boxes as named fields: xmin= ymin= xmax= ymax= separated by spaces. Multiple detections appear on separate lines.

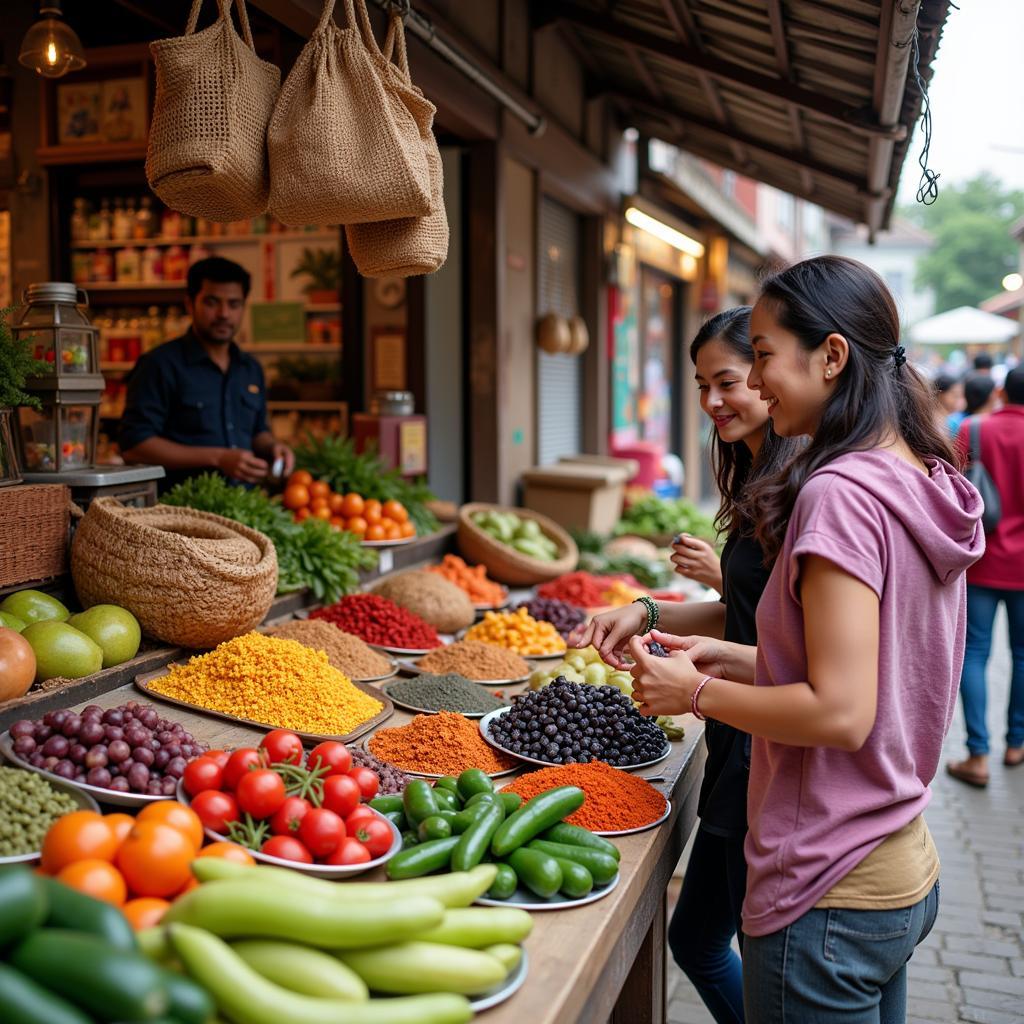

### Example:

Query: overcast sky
xmin=896 ymin=0 xmax=1024 ymax=203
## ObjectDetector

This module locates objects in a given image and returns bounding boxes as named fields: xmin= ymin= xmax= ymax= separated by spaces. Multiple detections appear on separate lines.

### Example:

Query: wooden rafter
xmin=625 ymin=44 xmax=665 ymax=102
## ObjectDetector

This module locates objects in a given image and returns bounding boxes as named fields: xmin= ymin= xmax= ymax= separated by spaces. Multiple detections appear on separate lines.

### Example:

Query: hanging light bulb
xmin=19 ymin=2 xmax=86 ymax=79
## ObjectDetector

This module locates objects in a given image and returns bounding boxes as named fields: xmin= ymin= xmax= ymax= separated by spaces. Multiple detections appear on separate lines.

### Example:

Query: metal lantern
xmin=11 ymin=283 xmax=103 ymax=474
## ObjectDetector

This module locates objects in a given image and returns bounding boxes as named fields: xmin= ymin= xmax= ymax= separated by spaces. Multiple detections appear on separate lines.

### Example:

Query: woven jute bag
xmin=267 ymin=0 xmax=433 ymax=226
xmin=70 ymin=499 xmax=278 ymax=649
xmin=146 ymin=0 xmax=281 ymax=222
xmin=346 ymin=14 xmax=448 ymax=277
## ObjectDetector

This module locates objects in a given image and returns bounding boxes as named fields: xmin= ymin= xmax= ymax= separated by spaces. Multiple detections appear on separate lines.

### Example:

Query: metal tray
xmin=351 ymin=658 xmax=400 ymax=685
xmin=593 ymin=799 xmax=672 ymax=836
xmin=379 ymin=682 xmax=509 ymax=721
xmin=470 ymin=948 xmax=529 ymax=1010
xmin=476 ymin=872 xmax=620 ymax=910
xmin=0 ymin=772 xmax=100 ymax=864
xmin=397 ymin=658 xmax=532 ymax=687
xmin=358 ymin=741 xmax=518 ymax=780
xmin=477 ymin=708 xmax=672 ymax=772
xmin=455 ymin=628 xmax=567 ymax=662
xmin=135 ymin=666 xmax=394 ymax=745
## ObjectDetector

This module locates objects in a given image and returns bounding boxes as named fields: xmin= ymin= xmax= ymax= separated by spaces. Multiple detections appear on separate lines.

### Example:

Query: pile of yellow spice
xmin=150 ymin=633 xmax=382 ymax=735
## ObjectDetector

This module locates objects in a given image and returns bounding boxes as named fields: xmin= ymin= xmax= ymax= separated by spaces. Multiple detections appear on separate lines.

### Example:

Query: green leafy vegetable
xmin=577 ymin=551 xmax=671 ymax=589
xmin=614 ymin=495 xmax=717 ymax=543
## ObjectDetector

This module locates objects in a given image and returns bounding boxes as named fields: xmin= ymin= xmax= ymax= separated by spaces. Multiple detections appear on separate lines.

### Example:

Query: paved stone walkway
xmin=666 ymin=609 xmax=1024 ymax=1024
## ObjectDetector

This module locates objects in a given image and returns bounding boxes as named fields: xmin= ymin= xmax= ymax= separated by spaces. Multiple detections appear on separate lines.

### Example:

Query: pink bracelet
xmin=691 ymin=675 xmax=713 ymax=721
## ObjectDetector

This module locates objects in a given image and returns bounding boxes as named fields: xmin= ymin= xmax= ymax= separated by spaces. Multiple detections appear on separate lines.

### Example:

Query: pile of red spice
xmin=368 ymin=711 xmax=518 ymax=775
xmin=536 ymin=572 xmax=641 ymax=608
xmin=311 ymin=594 xmax=441 ymax=650
xmin=502 ymin=760 xmax=667 ymax=832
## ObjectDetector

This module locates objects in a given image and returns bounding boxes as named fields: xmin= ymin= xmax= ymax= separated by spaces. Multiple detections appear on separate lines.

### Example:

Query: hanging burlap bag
xmin=267 ymin=0 xmax=433 ymax=226
xmin=346 ymin=14 xmax=448 ymax=277
xmin=146 ymin=0 xmax=280 ymax=222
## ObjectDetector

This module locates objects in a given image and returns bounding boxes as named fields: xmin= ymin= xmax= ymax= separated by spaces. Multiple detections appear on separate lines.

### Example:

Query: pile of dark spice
xmin=348 ymin=746 xmax=410 ymax=795
xmin=385 ymin=674 xmax=507 ymax=715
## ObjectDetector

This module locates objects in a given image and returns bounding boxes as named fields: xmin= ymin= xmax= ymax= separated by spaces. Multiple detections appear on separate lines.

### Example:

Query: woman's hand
xmin=671 ymin=534 xmax=723 ymax=592
xmin=627 ymin=634 xmax=704 ymax=716
xmin=570 ymin=602 xmax=648 ymax=669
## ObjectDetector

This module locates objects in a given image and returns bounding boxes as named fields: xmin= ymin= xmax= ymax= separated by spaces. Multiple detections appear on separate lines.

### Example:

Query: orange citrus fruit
xmin=41 ymin=811 xmax=118 ymax=874
xmin=56 ymin=859 xmax=127 ymax=906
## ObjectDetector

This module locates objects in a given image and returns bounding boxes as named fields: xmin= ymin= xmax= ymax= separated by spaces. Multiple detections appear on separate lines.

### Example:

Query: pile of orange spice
xmin=502 ymin=760 xmax=667 ymax=832
xmin=368 ymin=711 xmax=518 ymax=776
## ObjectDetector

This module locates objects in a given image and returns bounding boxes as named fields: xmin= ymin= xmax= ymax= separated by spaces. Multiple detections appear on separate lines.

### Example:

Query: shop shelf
xmin=99 ymin=362 xmax=135 ymax=372
xmin=267 ymin=401 xmax=345 ymax=410
xmin=242 ymin=343 xmax=341 ymax=354
xmin=70 ymin=231 xmax=340 ymax=250
xmin=304 ymin=303 xmax=342 ymax=313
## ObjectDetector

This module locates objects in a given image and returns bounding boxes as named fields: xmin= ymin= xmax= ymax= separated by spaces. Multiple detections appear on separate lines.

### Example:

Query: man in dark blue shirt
xmin=119 ymin=257 xmax=294 ymax=492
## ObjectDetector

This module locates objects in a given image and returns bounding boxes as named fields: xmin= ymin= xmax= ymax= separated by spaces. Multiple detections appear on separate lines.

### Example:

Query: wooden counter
xmin=53 ymin=679 xmax=706 ymax=1024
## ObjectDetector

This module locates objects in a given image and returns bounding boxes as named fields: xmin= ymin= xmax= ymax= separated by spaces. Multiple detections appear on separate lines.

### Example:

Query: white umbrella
xmin=909 ymin=306 xmax=1018 ymax=346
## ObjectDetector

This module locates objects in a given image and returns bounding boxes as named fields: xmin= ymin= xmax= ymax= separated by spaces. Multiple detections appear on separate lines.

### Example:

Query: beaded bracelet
xmin=691 ymin=675 xmax=713 ymax=721
xmin=633 ymin=595 xmax=659 ymax=635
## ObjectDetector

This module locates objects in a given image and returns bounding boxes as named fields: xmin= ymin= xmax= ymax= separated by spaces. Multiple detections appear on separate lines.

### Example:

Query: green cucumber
xmin=338 ymin=941 xmax=507 ymax=996
xmin=434 ymin=776 xmax=461 ymax=797
xmin=450 ymin=804 xmax=490 ymax=834
xmin=551 ymin=857 xmax=593 ymax=898
xmin=11 ymin=929 xmax=169 ymax=1020
xmin=403 ymin=780 xmax=440 ymax=826
xmin=413 ymin=907 xmax=533 ymax=947
xmin=232 ymin=939 xmax=368 ymax=1000
xmin=482 ymin=943 xmax=521 ymax=973
xmin=41 ymin=875 xmax=138 ymax=952
xmin=456 ymin=769 xmax=494 ymax=800
xmin=0 ymin=868 xmax=47 ymax=948
xmin=0 ymin=962 xmax=94 ymax=1024
xmin=541 ymin=822 xmax=621 ymax=860
xmin=450 ymin=803 xmax=504 ymax=873
xmin=384 ymin=810 xmax=407 ymax=830
xmin=491 ymin=786 xmax=585 ymax=857
xmin=486 ymin=863 xmax=518 ymax=900
xmin=432 ymin=788 xmax=460 ymax=812
xmin=401 ymin=831 xmax=420 ymax=849
xmin=465 ymin=791 xmax=501 ymax=808
xmin=418 ymin=815 xmax=453 ymax=842
xmin=526 ymin=840 xmax=619 ymax=885
xmin=155 ymin=966 xmax=216 ymax=1024
xmin=504 ymin=848 xmax=562 ymax=900
xmin=498 ymin=792 xmax=522 ymax=814
xmin=386 ymin=836 xmax=460 ymax=880
xmin=369 ymin=795 xmax=404 ymax=814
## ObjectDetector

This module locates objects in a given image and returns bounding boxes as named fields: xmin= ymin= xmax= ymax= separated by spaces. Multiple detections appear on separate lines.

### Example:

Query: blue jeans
xmin=960 ymin=585 xmax=1024 ymax=755
xmin=668 ymin=828 xmax=748 ymax=1024
xmin=742 ymin=881 xmax=940 ymax=1024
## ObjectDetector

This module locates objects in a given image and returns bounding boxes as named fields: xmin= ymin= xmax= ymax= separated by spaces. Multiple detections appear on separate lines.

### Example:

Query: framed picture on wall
xmin=100 ymin=78 xmax=147 ymax=142
xmin=57 ymin=82 xmax=103 ymax=144
xmin=371 ymin=328 xmax=407 ymax=391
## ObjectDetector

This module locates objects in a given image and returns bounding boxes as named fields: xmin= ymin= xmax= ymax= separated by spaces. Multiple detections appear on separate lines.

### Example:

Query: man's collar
xmin=183 ymin=329 xmax=239 ymax=366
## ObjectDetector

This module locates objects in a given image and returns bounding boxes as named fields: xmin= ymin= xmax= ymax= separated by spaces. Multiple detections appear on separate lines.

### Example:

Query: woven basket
xmin=457 ymin=504 xmax=578 ymax=586
xmin=70 ymin=499 xmax=278 ymax=649
xmin=0 ymin=484 xmax=70 ymax=588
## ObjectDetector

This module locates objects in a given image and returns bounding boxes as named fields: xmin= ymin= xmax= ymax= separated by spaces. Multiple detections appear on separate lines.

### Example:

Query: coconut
xmin=371 ymin=571 xmax=475 ymax=633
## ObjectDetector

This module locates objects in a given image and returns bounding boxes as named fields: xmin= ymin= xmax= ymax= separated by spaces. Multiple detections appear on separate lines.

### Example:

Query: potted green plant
xmin=290 ymin=247 xmax=342 ymax=304
xmin=271 ymin=355 xmax=341 ymax=402
xmin=0 ymin=308 xmax=48 ymax=487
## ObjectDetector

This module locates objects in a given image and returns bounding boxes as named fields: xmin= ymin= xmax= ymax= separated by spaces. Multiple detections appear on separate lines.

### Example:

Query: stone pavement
xmin=666 ymin=609 xmax=1024 ymax=1024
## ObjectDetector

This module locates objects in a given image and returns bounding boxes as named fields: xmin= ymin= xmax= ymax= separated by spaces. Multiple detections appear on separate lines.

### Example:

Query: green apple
xmin=609 ymin=672 xmax=634 ymax=695
xmin=0 ymin=611 xmax=27 ymax=633
xmin=68 ymin=605 xmax=141 ymax=669
xmin=21 ymin=621 xmax=103 ymax=682
xmin=583 ymin=663 xmax=610 ymax=687
xmin=566 ymin=654 xmax=587 ymax=673
xmin=579 ymin=646 xmax=603 ymax=666
xmin=0 ymin=589 xmax=69 ymax=625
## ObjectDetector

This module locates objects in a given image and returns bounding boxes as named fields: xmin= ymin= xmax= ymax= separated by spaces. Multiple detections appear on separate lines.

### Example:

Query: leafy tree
xmin=903 ymin=173 xmax=1024 ymax=313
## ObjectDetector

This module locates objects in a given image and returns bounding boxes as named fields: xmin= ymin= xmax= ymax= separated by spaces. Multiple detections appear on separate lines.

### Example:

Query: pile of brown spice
xmin=416 ymin=640 xmax=529 ymax=681
xmin=502 ymin=760 xmax=667 ymax=832
xmin=265 ymin=620 xmax=393 ymax=680
xmin=368 ymin=711 xmax=518 ymax=775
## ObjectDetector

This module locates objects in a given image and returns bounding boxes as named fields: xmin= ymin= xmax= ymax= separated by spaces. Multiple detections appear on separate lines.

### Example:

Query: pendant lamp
xmin=19 ymin=2 xmax=86 ymax=79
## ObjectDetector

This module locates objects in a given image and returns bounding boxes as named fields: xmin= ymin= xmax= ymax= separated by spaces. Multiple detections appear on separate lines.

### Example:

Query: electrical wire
xmin=910 ymin=25 xmax=940 ymax=205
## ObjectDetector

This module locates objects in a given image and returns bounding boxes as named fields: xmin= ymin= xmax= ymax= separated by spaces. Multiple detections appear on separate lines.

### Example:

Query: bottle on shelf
xmin=95 ymin=199 xmax=112 ymax=241
xmin=91 ymin=247 xmax=115 ymax=283
xmin=141 ymin=245 xmax=163 ymax=283
xmin=135 ymin=196 xmax=155 ymax=239
xmin=162 ymin=207 xmax=182 ymax=239
xmin=115 ymin=246 xmax=141 ymax=283
xmin=70 ymin=198 xmax=89 ymax=242
xmin=142 ymin=307 xmax=164 ymax=352
xmin=71 ymin=251 xmax=91 ymax=285
xmin=187 ymin=243 xmax=211 ymax=266
xmin=164 ymin=245 xmax=188 ymax=283
xmin=112 ymin=198 xmax=129 ymax=241
xmin=164 ymin=305 xmax=188 ymax=339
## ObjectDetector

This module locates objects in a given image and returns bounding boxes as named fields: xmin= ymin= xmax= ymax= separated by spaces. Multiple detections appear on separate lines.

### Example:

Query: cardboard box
xmin=521 ymin=462 xmax=630 ymax=534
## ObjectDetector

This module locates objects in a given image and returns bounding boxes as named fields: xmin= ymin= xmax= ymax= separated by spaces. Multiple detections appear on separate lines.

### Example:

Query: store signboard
xmin=610 ymin=289 xmax=639 ymax=445
xmin=249 ymin=302 xmax=305 ymax=345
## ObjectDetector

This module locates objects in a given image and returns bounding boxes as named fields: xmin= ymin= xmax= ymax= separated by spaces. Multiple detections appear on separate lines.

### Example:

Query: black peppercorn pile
xmin=487 ymin=679 xmax=667 ymax=767
xmin=516 ymin=597 xmax=586 ymax=639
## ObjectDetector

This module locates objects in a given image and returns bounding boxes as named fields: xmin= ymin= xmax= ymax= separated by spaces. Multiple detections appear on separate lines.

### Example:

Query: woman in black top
xmin=576 ymin=308 xmax=798 ymax=1024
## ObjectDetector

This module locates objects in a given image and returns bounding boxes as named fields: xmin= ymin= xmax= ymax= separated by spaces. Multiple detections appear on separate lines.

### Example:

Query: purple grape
xmin=82 ymin=705 xmax=103 ymax=719
xmin=148 ymin=738 xmax=161 ymax=751
xmin=68 ymin=743 xmax=87 ymax=765
xmin=86 ymin=766 xmax=112 ymax=788
xmin=84 ymin=745 xmax=108 ymax=769
xmin=146 ymin=780 xmax=163 ymax=796
xmin=163 ymin=743 xmax=182 ymax=759
xmin=13 ymin=735 xmax=36 ymax=757
xmin=157 ymin=731 xmax=174 ymax=745
xmin=126 ymin=763 xmax=150 ymax=791
xmin=42 ymin=735 xmax=69 ymax=758
xmin=51 ymin=710 xmax=69 ymax=729
xmin=61 ymin=715 xmax=82 ymax=738
xmin=53 ymin=759 xmax=75 ymax=779
xmin=79 ymin=720 xmax=104 ymax=745
xmin=179 ymin=744 xmax=194 ymax=759
xmin=74 ymin=771 xmax=86 ymax=783
xmin=108 ymin=776 xmax=130 ymax=792
xmin=153 ymin=749 xmax=170 ymax=770
xmin=29 ymin=752 xmax=45 ymax=768
xmin=42 ymin=756 xmax=59 ymax=771
xmin=42 ymin=711 xmax=59 ymax=728
xmin=107 ymin=740 xmax=131 ymax=764
xmin=165 ymin=756 xmax=187 ymax=779
xmin=104 ymin=726 xmax=124 ymax=743
xmin=139 ymin=709 xmax=158 ymax=729
xmin=101 ymin=709 xmax=124 ymax=726
xmin=125 ymin=700 xmax=139 ymax=712
xmin=132 ymin=746 xmax=154 ymax=767
xmin=34 ymin=725 xmax=52 ymax=742
xmin=10 ymin=720 xmax=36 ymax=739
xmin=161 ymin=777 xmax=178 ymax=796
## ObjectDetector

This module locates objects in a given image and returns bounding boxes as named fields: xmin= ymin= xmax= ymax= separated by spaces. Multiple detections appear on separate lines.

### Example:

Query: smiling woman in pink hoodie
xmin=631 ymin=256 xmax=984 ymax=1024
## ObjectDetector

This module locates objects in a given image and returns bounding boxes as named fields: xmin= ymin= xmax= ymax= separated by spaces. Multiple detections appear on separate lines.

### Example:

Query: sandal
xmin=946 ymin=760 xmax=989 ymax=788
xmin=1004 ymin=747 xmax=1024 ymax=768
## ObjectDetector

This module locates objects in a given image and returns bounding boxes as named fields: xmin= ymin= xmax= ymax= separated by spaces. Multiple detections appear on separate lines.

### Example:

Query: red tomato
xmin=352 ymin=818 xmax=393 ymax=859
xmin=324 ymin=837 xmax=371 ymax=866
xmin=235 ymin=769 xmax=286 ymax=820
xmin=347 ymin=766 xmax=379 ymax=801
xmin=223 ymin=748 xmax=263 ymax=790
xmin=259 ymin=730 xmax=303 ymax=766
xmin=182 ymin=756 xmax=224 ymax=797
xmin=261 ymin=835 xmax=313 ymax=864
xmin=204 ymin=750 xmax=231 ymax=769
xmin=321 ymin=775 xmax=361 ymax=819
xmin=270 ymin=796 xmax=311 ymax=836
xmin=298 ymin=808 xmax=345 ymax=858
xmin=306 ymin=741 xmax=352 ymax=777
xmin=190 ymin=790 xmax=239 ymax=835
xmin=344 ymin=806 xmax=376 ymax=830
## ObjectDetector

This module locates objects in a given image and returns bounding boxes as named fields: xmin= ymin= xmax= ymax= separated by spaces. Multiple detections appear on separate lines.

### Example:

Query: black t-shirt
xmin=696 ymin=528 xmax=772 ymax=837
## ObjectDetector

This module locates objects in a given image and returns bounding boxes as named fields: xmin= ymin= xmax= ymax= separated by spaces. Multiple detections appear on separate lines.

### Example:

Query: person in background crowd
xmin=962 ymin=373 xmax=999 ymax=418
xmin=629 ymin=256 xmax=983 ymax=1024
xmin=972 ymin=352 xmax=994 ymax=376
xmin=576 ymin=308 xmax=801 ymax=1024
xmin=119 ymin=257 xmax=294 ymax=493
xmin=947 ymin=366 xmax=1024 ymax=786
xmin=933 ymin=373 xmax=967 ymax=436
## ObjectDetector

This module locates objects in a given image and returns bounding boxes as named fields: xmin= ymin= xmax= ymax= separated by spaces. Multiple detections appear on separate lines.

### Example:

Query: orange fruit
xmin=56 ymin=859 xmax=127 ymax=906
xmin=310 ymin=497 xmax=330 ymax=514
xmin=312 ymin=506 xmax=332 ymax=521
xmin=383 ymin=500 xmax=408 ymax=524
xmin=116 ymin=822 xmax=195 ymax=898
xmin=197 ymin=842 xmax=256 ymax=865
xmin=309 ymin=481 xmax=330 ymax=499
xmin=137 ymin=802 xmax=204 ymax=852
xmin=288 ymin=470 xmax=313 ymax=488
xmin=122 ymin=897 xmax=171 ymax=931
xmin=363 ymin=500 xmax=382 ymax=525
xmin=282 ymin=484 xmax=310 ymax=510
xmin=104 ymin=813 xmax=136 ymax=848
xmin=340 ymin=493 xmax=365 ymax=518
xmin=399 ymin=520 xmax=416 ymax=538
xmin=365 ymin=524 xmax=386 ymax=542
xmin=329 ymin=516 xmax=344 ymax=529
xmin=345 ymin=516 xmax=368 ymax=536
xmin=295 ymin=507 xmax=311 ymax=522
xmin=41 ymin=811 xmax=118 ymax=874
xmin=328 ymin=493 xmax=346 ymax=514
xmin=384 ymin=522 xmax=402 ymax=541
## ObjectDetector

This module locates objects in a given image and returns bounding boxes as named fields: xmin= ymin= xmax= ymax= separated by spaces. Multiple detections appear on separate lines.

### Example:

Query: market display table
xmin=55 ymin=681 xmax=706 ymax=1024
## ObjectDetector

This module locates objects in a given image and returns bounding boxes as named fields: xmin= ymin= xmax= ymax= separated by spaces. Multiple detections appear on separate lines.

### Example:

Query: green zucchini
xmin=498 ymin=791 xmax=522 ymax=814
xmin=368 ymin=795 xmax=404 ymax=814
xmin=456 ymin=769 xmax=494 ymax=800
xmin=231 ymin=940 xmax=367 ymax=1000
xmin=540 ymin=822 xmax=621 ymax=860
xmin=155 ymin=966 xmax=216 ymax=1024
xmin=490 ymin=786 xmax=585 ymax=857
xmin=0 ymin=962 xmax=93 ymax=1024
xmin=338 ymin=941 xmax=507 ymax=996
xmin=41 ymin=875 xmax=138 ymax=952
xmin=433 ymin=776 xmax=461 ymax=797
xmin=431 ymin=788 xmax=460 ymax=812
xmin=0 ymin=868 xmax=47 ymax=948
xmin=386 ymin=836 xmax=460 ymax=880
xmin=418 ymin=816 xmax=453 ymax=842
xmin=450 ymin=803 xmax=490 ymax=834
xmin=403 ymin=780 xmax=440 ymax=826
xmin=450 ymin=803 xmax=504 ymax=873
xmin=384 ymin=809 xmax=407 ymax=830
xmin=482 ymin=943 xmax=521 ymax=973
xmin=413 ymin=907 xmax=533 ymax=947
xmin=465 ymin=791 xmax=501 ymax=808
xmin=551 ymin=857 xmax=593 ymax=899
xmin=486 ymin=863 xmax=518 ymax=900
xmin=526 ymin=840 xmax=619 ymax=885
xmin=503 ymin=848 xmax=562 ymax=900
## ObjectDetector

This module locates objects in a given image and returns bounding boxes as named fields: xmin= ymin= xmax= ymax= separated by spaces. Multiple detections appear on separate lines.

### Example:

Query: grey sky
xmin=897 ymin=0 xmax=1024 ymax=203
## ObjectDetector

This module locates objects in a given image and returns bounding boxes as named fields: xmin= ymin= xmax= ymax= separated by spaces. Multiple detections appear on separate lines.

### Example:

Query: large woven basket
xmin=70 ymin=499 xmax=278 ymax=649
xmin=457 ymin=503 xmax=578 ymax=586
xmin=0 ymin=484 xmax=70 ymax=588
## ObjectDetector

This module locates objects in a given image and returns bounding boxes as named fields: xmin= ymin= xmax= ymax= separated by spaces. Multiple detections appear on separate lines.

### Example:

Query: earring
xmin=826 ymin=369 xmax=832 ymax=378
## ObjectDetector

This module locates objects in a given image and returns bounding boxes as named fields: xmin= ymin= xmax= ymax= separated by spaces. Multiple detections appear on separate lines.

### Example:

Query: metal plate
xmin=351 ymin=659 xmax=400 ymax=685
xmin=0 ymin=731 xmax=167 ymax=808
xmin=0 ymin=773 xmax=100 ymax=864
xmin=370 ymin=642 xmax=447 ymax=657
xmin=176 ymin=780 xmax=401 ymax=879
xmin=359 ymin=741 xmax=518 ymax=780
xmin=455 ymin=628 xmax=567 ymax=662
xmin=477 ymin=709 xmax=672 ymax=772
xmin=361 ymin=536 xmax=420 ymax=548
xmin=379 ymin=682 xmax=509 ymax=721
xmin=476 ymin=872 xmax=620 ymax=910
xmin=473 ymin=589 xmax=511 ymax=615
xmin=593 ymin=799 xmax=672 ymax=837
xmin=469 ymin=948 xmax=529 ymax=1011
xmin=397 ymin=659 xmax=532 ymax=687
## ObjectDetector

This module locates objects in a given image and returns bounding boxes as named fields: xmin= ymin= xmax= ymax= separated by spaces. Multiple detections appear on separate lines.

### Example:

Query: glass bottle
xmin=96 ymin=199 xmax=112 ymax=241
xmin=112 ymin=198 xmax=127 ymax=240
xmin=124 ymin=198 xmax=137 ymax=240
xmin=135 ymin=196 xmax=155 ymax=239
xmin=70 ymin=198 xmax=89 ymax=242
